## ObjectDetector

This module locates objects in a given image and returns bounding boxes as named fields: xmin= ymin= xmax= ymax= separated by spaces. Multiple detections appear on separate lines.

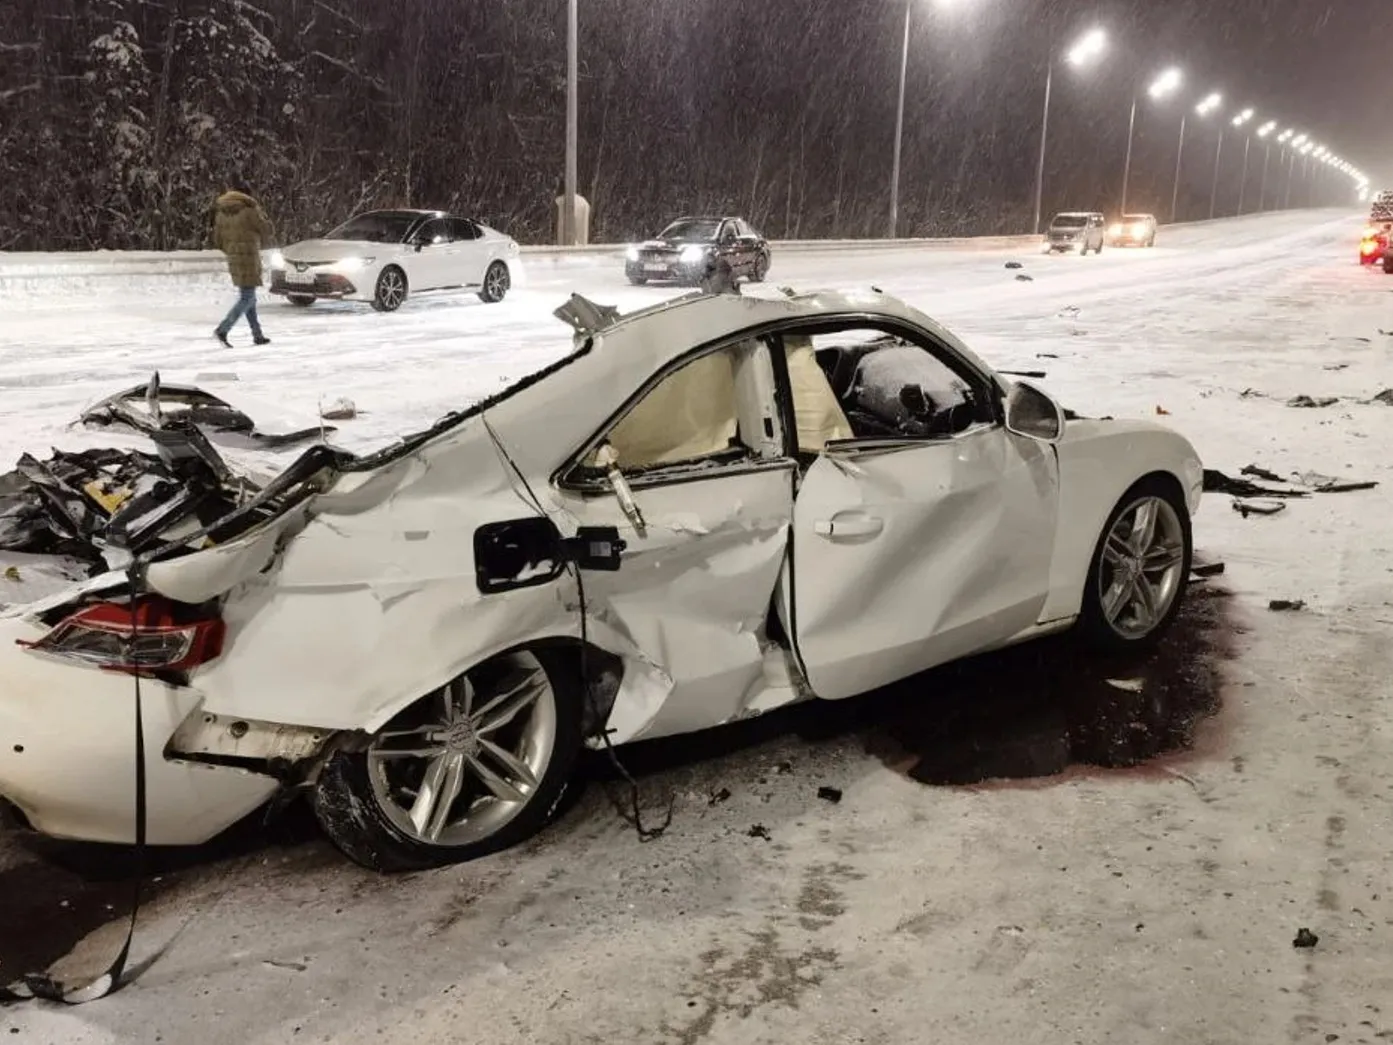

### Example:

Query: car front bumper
xmin=626 ymin=257 xmax=709 ymax=283
xmin=269 ymin=269 xmax=362 ymax=300
xmin=0 ymin=615 xmax=277 ymax=845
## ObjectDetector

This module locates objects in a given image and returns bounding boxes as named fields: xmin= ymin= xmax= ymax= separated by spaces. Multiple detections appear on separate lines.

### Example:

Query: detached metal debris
xmin=0 ymin=375 xmax=337 ymax=571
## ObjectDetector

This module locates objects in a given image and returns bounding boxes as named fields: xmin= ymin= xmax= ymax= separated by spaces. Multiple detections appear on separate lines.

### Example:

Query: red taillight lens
xmin=19 ymin=597 xmax=225 ymax=675
xmin=1362 ymin=241 xmax=1378 ymax=255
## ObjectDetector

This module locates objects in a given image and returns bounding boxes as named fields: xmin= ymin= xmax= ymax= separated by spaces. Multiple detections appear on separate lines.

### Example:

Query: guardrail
xmin=0 ymin=211 xmax=1338 ymax=285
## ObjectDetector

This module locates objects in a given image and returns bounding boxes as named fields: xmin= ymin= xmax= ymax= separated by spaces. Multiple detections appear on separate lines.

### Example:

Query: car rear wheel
xmin=287 ymin=294 xmax=315 ymax=307
xmin=371 ymin=266 xmax=408 ymax=312
xmin=312 ymin=648 xmax=583 ymax=872
xmin=751 ymin=251 xmax=770 ymax=282
xmin=479 ymin=261 xmax=511 ymax=303
xmin=1078 ymin=477 xmax=1192 ymax=652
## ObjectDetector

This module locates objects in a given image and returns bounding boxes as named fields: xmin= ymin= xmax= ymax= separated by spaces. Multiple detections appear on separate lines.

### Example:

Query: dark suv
xmin=625 ymin=217 xmax=770 ymax=287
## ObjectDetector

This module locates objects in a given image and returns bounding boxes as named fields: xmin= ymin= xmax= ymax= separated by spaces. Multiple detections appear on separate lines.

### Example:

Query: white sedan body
xmin=0 ymin=288 xmax=1203 ymax=850
xmin=269 ymin=209 xmax=520 ymax=309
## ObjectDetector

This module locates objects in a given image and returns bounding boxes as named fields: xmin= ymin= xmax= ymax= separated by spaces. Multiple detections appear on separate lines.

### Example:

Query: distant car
xmin=625 ymin=217 xmax=770 ymax=287
xmin=1361 ymin=222 xmax=1390 ymax=265
xmin=1044 ymin=212 xmax=1107 ymax=255
xmin=1107 ymin=213 xmax=1157 ymax=248
xmin=269 ymin=209 xmax=520 ymax=312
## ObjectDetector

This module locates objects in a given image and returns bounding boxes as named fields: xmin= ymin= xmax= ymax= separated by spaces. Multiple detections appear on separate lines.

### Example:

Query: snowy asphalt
xmin=3 ymin=208 xmax=1393 ymax=1044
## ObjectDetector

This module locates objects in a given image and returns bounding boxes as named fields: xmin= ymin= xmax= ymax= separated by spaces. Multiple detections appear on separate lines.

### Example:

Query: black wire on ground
xmin=480 ymin=416 xmax=672 ymax=844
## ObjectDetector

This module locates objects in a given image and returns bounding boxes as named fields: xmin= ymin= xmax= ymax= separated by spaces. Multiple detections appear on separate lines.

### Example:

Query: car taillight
xmin=18 ymin=597 xmax=225 ymax=675
xmin=1362 ymin=241 xmax=1378 ymax=254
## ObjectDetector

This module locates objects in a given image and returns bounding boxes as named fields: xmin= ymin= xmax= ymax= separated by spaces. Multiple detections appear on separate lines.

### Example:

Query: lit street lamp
xmin=1032 ymin=27 xmax=1108 ymax=234
xmin=1172 ymin=91 xmax=1221 ymax=223
xmin=1231 ymin=108 xmax=1254 ymax=215
xmin=1120 ymin=67 xmax=1182 ymax=215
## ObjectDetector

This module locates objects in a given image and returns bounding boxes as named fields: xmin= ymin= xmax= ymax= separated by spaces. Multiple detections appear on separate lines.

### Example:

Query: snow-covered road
xmin=5 ymin=208 xmax=1393 ymax=1044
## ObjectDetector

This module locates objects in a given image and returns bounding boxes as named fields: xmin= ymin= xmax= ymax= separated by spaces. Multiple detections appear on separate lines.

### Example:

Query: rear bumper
xmin=0 ymin=616 xmax=276 ymax=845
xmin=269 ymin=269 xmax=362 ymax=300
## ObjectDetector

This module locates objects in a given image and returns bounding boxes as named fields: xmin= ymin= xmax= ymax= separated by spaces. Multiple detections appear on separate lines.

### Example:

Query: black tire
xmin=1383 ymin=256 xmax=1393 ymax=275
xmin=751 ymin=251 xmax=770 ymax=282
xmin=1077 ymin=476 xmax=1193 ymax=653
xmin=478 ymin=261 xmax=511 ymax=303
xmin=287 ymin=294 xmax=315 ymax=307
xmin=371 ymin=266 xmax=408 ymax=312
xmin=1147 ymin=235 xmax=1156 ymax=248
xmin=311 ymin=648 xmax=584 ymax=872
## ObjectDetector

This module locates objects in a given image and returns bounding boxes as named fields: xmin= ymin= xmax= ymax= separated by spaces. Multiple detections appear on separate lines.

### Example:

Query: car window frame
xmin=555 ymin=334 xmax=794 ymax=494
xmin=766 ymin=316 xmax=1003 ymax=456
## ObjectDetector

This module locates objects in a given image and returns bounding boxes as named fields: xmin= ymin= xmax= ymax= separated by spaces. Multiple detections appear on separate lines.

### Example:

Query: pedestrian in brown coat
xmin=212 ymin=189 xmax=273 ymax=346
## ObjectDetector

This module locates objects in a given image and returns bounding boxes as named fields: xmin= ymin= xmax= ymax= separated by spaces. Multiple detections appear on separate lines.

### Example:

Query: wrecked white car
xmin=0 ymin=288 xmax=1204 ymax=871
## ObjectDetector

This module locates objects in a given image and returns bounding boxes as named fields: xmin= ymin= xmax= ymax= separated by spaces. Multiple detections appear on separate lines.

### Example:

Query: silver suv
xmin=1044 ymin=212 xmax=1106 ymax=255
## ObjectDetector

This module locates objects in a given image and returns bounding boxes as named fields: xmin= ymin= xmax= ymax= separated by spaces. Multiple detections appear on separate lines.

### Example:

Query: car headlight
xmin=270 ymin=250 xmax=285 ymax=269
xmin=1130 ymin=223 xmax=1145 ymax=237
xmin=626 ymin=246 xmax=639 ymax=261
xmin=1109 ymin=224 xmax=1123 ymax=237
xmin=331 ymin=256 xmax=373 ymax=273
xmin=680 ymin=244 xmax=708 ymax=263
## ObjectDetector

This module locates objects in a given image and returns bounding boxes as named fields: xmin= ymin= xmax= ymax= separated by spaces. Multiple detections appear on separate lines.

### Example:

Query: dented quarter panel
xmin=791 ymin=425 xmax=1059 ymax=700
xmin=189 ymin=425 xmax=584 ymax=733
xmin=1036 ymin=418 xmax=1204 ymax=622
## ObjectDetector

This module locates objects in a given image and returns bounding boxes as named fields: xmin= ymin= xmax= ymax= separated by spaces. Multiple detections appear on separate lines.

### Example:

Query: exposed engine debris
xmin=1 ymin=376 xmax=347 ymax=575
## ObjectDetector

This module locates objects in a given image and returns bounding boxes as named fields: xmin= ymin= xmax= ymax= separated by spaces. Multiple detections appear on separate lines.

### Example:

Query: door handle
xmin=812 ymin=513 xmax=884 ymax=540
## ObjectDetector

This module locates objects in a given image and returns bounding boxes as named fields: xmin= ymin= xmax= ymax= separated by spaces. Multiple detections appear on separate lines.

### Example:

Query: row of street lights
xmin=886 ymin=4 xmax=1371 ymax=237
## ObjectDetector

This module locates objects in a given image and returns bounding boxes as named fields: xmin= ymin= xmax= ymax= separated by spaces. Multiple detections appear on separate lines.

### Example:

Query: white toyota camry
xmin=0 ymin=288 xmax=1203 ymax=871
xmin=268 ymin=208 xmax=521 ymax=312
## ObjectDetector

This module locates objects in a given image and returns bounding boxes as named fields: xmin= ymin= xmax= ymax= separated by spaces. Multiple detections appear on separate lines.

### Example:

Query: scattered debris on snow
xmin=319 ymin=397 xmax=358 ymax=421
xmin=1323 ymin=363 xmax=1349 ymax=372
xmin=1105 ymin=678 xmax=1145 ymax=693
xmin=1268 ymin=599 xmax=1307 ymax=612
xmin=1371 ymin=389 xmax=1393 ymax=405
xmin=747 ymin=824 xmax=772 ymax=841
xmin=1004 ymin=261 xmax=1024 ymax=269
xmin=1015 ymin=273 xmax=1034 ymax=282
xmin=1155 ymin=405 xmax=1171 ymax=415
xmin=1287 ymin=395 xmax=1339 ymax=409
xmin=816 ymin=786 xmax=843 ymax=804
xmin=1293 ymin=927 xmax=1320 ymax=949
xmin=1190 ymin=562 xmax=1226 ymax=582
xmin=1232 ymin=499 xmax=1286 ymax=518
xmin=707 ymin=787 xmax=732 ymax=807
xmin=80 ymin=374 xmax=333 ymax=449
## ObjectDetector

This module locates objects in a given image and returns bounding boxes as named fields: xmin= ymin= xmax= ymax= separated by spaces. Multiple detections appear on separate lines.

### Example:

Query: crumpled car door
xmin=787 ymin=427 xmax=1059 ymax=700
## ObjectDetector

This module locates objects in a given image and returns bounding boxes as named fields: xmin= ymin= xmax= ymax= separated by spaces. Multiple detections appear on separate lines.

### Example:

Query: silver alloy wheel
xmin=377 ymin=268 xmax=406 ymax=310
xmin=483 ymin=262 xmax=509 ymax=301
xmin=1098 ymin=495 xmax=1187 ymax=641
xmin=366 ymin=651 xmax=557 ymax=847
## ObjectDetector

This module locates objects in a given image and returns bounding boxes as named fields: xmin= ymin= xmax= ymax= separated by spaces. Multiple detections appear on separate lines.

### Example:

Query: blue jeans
xmin=217 ymin=286 xmax=263 ymax=339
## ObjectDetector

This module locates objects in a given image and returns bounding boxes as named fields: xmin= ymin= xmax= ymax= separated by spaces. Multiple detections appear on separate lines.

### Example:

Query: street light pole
xmin=1032 ymin=62 xmax=1053 ymax=235
xmin=1237 ymin=135 xmax=1251 ymax=214
xmin=1170 ymin=113 xmax=1186 ymax=223
xmin=889 ymin=0 xmax=911 ymax=239
xmin=1258 ymin=144 xmax=1270 ymax=210
xmin=563 ymin=0 xmax=578 ymax=245
xmin=1284 ymin=151 xmax=1295 ymax=209
xmin=1120 ymin=94 xmax=1137 ymax=215
xmin=1208 ymin=128 xmax=1224 ymax=219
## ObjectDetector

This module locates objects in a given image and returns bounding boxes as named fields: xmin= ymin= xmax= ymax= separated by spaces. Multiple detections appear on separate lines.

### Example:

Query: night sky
xmin=865 ymin=0 xmax=1388 ymax=213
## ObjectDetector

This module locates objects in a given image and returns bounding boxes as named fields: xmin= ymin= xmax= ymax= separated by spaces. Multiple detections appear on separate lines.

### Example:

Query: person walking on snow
xmin=211 ymin=189 xmax=272 ymax=346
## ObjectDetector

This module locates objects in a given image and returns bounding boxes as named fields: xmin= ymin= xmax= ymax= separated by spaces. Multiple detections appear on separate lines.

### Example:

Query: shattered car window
xmin=584 ymin=348 xmax=744 ymax=475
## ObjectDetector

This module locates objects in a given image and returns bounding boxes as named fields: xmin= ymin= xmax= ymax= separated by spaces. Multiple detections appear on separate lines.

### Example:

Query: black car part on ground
xmin=79 ymin=376 xmax=334 ymax=450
